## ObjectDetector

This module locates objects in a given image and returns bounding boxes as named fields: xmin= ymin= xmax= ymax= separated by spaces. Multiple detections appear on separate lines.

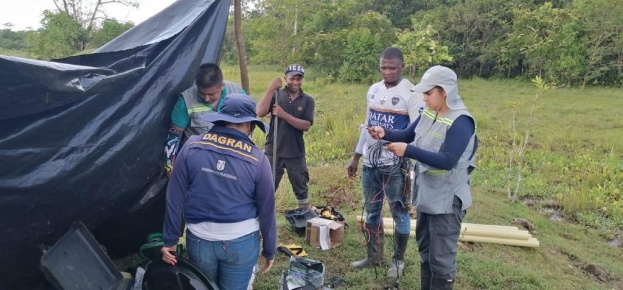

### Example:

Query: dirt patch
xmin=607 ymin=238 xmax=622 ymax=248
xmin=318 ymin=185 xmax=359 ymax=211
xmin=521 ymin=197 xmax=539 ymax=207
xmin=559 ymin=232 xmax=578 ymax=241
xmin=579 ymin=263 xmax=621 ymax=284
xmin=611 ymin=280 xmax=623 ymax=290
xmin=521 ymin=197 xmax=566 ymax=222
xmin=457 ymin=241 xmax=480 ymax=252
xmin=512 ymin=218 xmax=537 ymax=233
xmin=540 ymin=206 xmax=565 ymax=222
xmin=551 ymin=247 xmax=580 ymax=262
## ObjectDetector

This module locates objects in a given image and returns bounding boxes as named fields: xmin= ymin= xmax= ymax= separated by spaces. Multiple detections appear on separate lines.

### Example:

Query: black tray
xmin=40 ymin=222 xmax=131 ymax=290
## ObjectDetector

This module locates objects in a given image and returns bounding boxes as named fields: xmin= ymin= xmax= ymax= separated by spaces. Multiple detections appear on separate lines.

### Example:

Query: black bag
xmin=313 ymin=206 xmax=345 ymax=222
xmin=285 ymin=208 xmax=310 ymax=236
xmin=142 ymin=258 xmax=219 ymax=290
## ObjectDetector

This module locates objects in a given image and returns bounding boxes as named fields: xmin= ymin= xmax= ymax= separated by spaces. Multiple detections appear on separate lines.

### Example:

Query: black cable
xmin=357 ymin=140 xmax=407 ymax=283
xmin=367 ymin=140 xmax=404 ymax=175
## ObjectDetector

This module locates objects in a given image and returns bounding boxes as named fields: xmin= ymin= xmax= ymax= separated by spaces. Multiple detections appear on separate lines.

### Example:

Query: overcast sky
xmin=0 ymin=0 xmax=177 ymax=31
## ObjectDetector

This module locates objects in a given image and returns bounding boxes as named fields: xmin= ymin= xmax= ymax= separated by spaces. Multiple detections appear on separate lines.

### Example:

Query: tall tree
xmin=394 ymin=20 xmax=453 ymax=77
xmin=506 ymin=3 xmax=586 ymax=85
xmin=573 ymin=0 xmax=623 ymax=86
xmin=246 ymin=0 xmax=313 ymax=66
xmin=52 ymin=0 xmax=138 ymax=37
xmin=90 ymin=19 xmax=134 ymax=48
xmin=32 ymin=10 xmax=87 ymax=59
xmin=359 ymin=0 xmax=421 ymax=29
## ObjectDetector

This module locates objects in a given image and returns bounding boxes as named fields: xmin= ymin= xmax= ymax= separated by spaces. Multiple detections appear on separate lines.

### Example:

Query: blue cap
xmin=201 ymin=94 xmax=267 ymax=132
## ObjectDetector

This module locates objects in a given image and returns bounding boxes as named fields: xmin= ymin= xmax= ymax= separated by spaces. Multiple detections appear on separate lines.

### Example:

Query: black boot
xmin=350 ymin=223 xmax=384 ymax=268
xmin=420 ymin=262 xmax=431 ymax=290
xmin=387 ymin=232 xmax=409 ymax=278
xmin=431 ymin=276 xmax=454 ymax=290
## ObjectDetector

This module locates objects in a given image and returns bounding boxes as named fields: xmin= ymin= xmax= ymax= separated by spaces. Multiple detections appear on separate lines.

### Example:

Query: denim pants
xmin=362 ymin=165 xmax=411 ymax=234
xmin=186 ymin=230 xmax=259 ymax=290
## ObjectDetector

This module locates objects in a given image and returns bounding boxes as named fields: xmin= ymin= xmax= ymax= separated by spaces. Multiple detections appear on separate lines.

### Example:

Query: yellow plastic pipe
xmin=362 ymin=221 xmax=532 ymax=241
xmin=355 ymin=216 xmax=539 ymax=247
xmin=356 ymin=216 xmax=522 ymax=232
xmin=370 ymin=220 xmax=525 ymax=234
xmin=381 ymin=228 xmax=540 ymax=248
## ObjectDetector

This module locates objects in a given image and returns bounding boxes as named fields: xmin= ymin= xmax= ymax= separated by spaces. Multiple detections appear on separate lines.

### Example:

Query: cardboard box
xmin=305 ymin=217 xmax=344 ymax=250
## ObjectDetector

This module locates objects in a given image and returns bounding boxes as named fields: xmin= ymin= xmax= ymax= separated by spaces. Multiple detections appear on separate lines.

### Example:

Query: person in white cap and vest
xmin=162 ymin=94 xmax=276 ymax=290
xmin=257 ymin=64 xmax=315 ymax=211
xmin=367 ymin=65 xmax=478 ymax=290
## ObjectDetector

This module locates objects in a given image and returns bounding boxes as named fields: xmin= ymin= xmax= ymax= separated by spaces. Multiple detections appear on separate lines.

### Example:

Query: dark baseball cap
xmin=285 ymin=64 xmax=305 ymax=77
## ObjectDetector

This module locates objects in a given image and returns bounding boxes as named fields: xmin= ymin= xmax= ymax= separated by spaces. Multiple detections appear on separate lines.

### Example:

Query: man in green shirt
xmin=165 ymin=63 xmax=246 ymax=176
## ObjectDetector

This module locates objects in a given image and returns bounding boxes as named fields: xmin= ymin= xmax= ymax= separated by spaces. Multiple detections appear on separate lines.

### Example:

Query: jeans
xmin=186 ymin=230 xmax=259 ymax=290
xmin=362 ymin=165 xmax=411 ymax=234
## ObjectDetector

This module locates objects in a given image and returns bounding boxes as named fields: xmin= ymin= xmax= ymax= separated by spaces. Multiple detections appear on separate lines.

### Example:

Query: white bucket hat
xmin=411 ymin=65 xmax=466 ymax=111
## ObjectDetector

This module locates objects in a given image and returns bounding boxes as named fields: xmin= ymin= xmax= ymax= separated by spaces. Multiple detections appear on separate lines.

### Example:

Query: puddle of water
xmin=521 ymin=198 xmax=539 ymax=207
xmin=606 ymin=238 xmax=622 ymax=248
xmin=541 ymin=207 xmax=565 ymax=221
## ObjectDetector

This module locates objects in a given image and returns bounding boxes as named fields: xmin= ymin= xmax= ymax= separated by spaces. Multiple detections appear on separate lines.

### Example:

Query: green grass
xmin=218 ymin=65 xmax=623 ymax=289
xmin=0 ymin=48 xmax=37 ymax=59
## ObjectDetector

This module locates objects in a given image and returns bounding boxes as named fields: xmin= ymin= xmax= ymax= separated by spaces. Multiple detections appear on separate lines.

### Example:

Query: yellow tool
xmin=278 ymin=243 xmax=307 ymax=257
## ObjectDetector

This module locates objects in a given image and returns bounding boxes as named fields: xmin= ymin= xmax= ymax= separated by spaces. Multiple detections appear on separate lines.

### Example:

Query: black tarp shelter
xmin=0 ymin=0 xmax=231 ymax=288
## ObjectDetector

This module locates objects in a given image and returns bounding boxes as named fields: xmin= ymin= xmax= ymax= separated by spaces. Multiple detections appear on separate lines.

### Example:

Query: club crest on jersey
xmin=380 ymin=95 xmax=387 ymax=104
xmin=217 ymin=160 xmax=226 ymax=171
xmin=298 ymin=106 xmax=303 ymax=111
xmin=392 ymin=96 xmax=400 ymax=106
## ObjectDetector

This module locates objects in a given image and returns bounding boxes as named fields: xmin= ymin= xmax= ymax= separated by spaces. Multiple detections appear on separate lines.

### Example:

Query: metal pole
xmin=273 ymin=112 xmax=278 ymax=187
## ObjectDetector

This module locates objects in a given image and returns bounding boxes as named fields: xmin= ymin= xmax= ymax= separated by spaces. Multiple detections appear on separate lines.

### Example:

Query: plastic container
xmin=40 ymin=222 xmax=132 ymax=290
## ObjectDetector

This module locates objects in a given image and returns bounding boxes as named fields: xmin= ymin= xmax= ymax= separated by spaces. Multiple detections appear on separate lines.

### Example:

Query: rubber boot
xmin=297 ymin=199 xmax=309 ymax=209
xmin=431 ymin=277 xmax=454 ymax=290
xmin=297 ymin=199 xmax=318 ymax=219
xmin=350 ymin=223 xmax=384 ymax=268
xmin=387 ymin=232 xmax=409 ymax=278
xmin=421 ymin=262 xmax=432 ymax=290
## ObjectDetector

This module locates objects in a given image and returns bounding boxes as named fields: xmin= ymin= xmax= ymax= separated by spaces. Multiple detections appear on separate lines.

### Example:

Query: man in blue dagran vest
xmin=164 ymin=63 xmax=246 ymax=176
xmin=162 ymin=95 xmax=276 ymax=289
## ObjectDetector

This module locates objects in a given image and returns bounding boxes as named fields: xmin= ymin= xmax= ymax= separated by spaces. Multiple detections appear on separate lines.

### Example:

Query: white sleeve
xmin=406 ymin=90 xmax=424 ymax=122
xmin=355 ymin=128 xmax=368 ymax=155
xmin=355 ymin=84 xmax=375 ymax=155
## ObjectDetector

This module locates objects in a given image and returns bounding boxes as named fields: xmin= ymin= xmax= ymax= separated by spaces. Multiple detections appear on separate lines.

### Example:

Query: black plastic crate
xmin=40 ymin=222 xmax=132 ymax=290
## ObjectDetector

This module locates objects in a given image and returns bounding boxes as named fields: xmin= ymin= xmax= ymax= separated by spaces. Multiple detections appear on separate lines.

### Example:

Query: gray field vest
xmin=181 ymin=81 xmax=244 ymax=139
xmin=413 ymin=107 xmax=476 ymax=214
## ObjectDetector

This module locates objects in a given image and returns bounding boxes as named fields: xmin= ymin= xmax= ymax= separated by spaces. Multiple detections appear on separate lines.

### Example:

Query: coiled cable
xmin=367 ymin=140 xmax=404 ymax=175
